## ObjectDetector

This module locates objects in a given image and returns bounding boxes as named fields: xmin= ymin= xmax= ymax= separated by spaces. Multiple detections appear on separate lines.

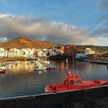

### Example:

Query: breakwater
xmin=84 ymin=59 xmax=108 ymax=65
xmin=0 ymin=85 xmax=108 ymax=108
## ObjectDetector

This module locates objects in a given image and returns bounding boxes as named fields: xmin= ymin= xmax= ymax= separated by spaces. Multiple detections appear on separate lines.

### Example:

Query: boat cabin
xmin=64 ymin=74 xmax=82 ymax=87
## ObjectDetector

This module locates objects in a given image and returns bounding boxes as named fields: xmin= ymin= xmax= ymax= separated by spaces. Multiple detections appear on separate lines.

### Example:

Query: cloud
xmin=98 ymin=0 xmax=108 ymax=12
xmin=0 ymin=36 xmax=8 ymax=42
xmin=93 ymin=0 xmax=108 ymax=36
xmin=0 ymin=14 xmax=99 ymax=45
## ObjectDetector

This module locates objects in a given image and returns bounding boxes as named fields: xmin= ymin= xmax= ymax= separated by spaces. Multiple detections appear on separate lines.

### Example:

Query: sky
xmin=0 ymin=0 xmax=108 ymax=46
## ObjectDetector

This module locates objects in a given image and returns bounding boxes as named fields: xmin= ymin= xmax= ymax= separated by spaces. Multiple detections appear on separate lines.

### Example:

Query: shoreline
xmin=83 ymin=59 xmax=108 ymax=65
xmin=0 ymin=57 xmax=49 ymax=61
xmin=0 ymin=57 xmax=34 ymax=61
xmin=0 ymin=57 xmax=108 ymax=65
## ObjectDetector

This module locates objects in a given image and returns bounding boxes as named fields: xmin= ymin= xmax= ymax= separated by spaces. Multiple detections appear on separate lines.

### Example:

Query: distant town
xmin=0 ymin=37 xmax=108 ymax=62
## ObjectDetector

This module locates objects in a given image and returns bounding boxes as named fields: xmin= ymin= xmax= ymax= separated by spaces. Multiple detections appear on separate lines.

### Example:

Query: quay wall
xmin=83 ymin=59 xmax=108 ymax=65
xmin=0 ymin=85 xmax=108 ymax=108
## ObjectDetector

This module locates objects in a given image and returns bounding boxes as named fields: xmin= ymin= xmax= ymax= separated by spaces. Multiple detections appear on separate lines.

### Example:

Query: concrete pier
xmin=84 ymin=59 xmax=108 ymax=65
xmin=0 ymin=85 xmax=108 ymax=108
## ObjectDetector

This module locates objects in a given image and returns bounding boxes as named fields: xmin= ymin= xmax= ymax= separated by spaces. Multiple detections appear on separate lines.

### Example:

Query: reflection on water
xmin=9 ymin=61 xmax=35 ymax=73
xmin=0 ymin=60 xmax=108 ymax=98
xmin=57 ymin=61 xmax=65 ymax=72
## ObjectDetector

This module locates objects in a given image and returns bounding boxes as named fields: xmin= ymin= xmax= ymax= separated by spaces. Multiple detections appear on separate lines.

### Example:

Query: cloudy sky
xmin=0 ymin=0 xmax=108 ymax=46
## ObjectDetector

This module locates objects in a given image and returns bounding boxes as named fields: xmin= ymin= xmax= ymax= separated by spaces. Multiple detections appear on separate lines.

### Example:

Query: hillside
xmin=0 ymin=37 xmax=56 ymax=49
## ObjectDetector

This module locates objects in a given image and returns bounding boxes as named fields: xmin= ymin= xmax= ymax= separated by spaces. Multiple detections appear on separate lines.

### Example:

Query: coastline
xmin=0 ymin=57 xmax=31 ymax=61
xmin=83 ymin=59 xmax=108 ymax=65
xmin=0 ymin=56 xmax=108 ymax=66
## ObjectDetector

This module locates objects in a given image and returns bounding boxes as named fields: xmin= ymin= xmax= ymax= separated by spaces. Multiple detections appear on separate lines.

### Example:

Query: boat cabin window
xmin=70 ymin=81 xmax=74 ymax=85
xmin=69 ymin=80 xmax=81 ymax=85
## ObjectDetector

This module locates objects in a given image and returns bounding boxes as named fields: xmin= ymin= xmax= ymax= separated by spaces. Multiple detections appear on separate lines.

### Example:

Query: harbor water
xmin=0 ymin=60 xmax=108 ymax=98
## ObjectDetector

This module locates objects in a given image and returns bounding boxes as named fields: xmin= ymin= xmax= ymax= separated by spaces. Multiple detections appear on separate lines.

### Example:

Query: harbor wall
xmin=83 ymin=59 xmax=108 ymax=65
xmin=0 ymin=85 xmax=108 ymax=108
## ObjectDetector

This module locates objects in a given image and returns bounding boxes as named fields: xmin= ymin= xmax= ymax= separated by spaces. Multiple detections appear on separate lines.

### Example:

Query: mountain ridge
xmin=0 ymin=37 xmax=56 ymax=49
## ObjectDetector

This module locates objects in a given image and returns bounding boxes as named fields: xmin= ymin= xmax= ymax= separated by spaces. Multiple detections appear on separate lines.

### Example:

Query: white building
xmin=0 ymin=47 xmax=59 ymax=58
xmin=0 ymin=48 xmax=8 ymax=57
xmin=85 ymin=48 xmax=95 ymax=55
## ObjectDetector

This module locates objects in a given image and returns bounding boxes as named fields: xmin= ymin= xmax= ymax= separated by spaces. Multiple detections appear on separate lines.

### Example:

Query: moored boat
xmin=0 ymin=69 xmax=6 ymax=74
xmin=0 ymin=65 xmax=6 ymax=74
xmin=35 ymin=66 xmax=57 ymax=71
xmin=45 ymin=59 xmax=108 ymax=93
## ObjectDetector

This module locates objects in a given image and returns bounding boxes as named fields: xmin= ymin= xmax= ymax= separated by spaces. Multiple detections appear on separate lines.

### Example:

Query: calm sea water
xmin=0 ymin=60 xmax=108 ymax=98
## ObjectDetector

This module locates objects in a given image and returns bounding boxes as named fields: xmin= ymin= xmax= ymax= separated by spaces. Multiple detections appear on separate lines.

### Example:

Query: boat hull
xmin=45 ymin=80 xmax=108 ymax=93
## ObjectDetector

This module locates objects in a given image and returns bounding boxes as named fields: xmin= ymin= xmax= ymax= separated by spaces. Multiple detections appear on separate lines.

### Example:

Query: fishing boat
xmin=45 ymin=59 xmax=108 ymax=93
xmin=0 ymin=69 xmax=6 ymax=74
xmin=35 ymin=65 xmax=57 ymax=71
xmin=0 ymin=65 xmax=6 ymax=74
xmin=35 ymin=61 xmax=57 ymax=71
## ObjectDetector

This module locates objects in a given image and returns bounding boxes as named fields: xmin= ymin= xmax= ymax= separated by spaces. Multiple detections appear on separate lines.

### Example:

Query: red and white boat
xmin=45 ymin=59 xmax=108 ymax=93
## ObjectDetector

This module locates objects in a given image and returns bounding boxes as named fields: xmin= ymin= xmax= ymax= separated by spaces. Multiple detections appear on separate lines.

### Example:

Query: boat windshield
xmin=70 ymin=80 xmax=81 ymax=85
